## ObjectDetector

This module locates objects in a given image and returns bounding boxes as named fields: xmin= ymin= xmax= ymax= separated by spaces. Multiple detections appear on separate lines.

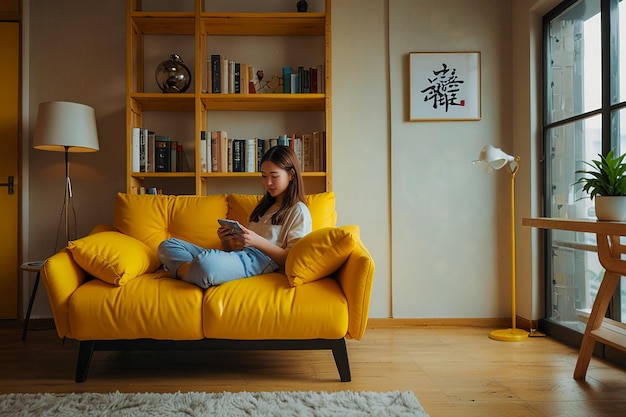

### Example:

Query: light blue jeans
xmin=157 ymin=238 xmax=280 ymax=289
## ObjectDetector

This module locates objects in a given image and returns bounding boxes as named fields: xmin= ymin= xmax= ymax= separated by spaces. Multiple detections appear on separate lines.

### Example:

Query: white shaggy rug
xmin=0 ymin=390 xmax=428 ymax=417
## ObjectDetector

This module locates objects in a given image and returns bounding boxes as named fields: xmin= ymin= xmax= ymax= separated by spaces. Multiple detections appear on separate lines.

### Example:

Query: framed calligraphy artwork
xmin=409 ymin=52 xmax=481 ymax=121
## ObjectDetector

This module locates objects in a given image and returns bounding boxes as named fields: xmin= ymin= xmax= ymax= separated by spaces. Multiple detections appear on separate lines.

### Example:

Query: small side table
xmin=21 ymin=261 xmax=45 ymax=340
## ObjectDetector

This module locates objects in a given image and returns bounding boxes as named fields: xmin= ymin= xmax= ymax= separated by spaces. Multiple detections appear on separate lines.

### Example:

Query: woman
xmin=157 ymin=145 xmax=312 ymax=289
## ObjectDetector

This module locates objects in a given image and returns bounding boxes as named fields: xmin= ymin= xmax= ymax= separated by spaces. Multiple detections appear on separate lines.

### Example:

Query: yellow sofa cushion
xmin=202 ymin=273 xmax=349 ymax=340
xmin=68 ymin=275 xmax=205 ymax=340
xmin=113 ymin=193 xmax=228 ymax=252
xmin=67 ymin=231 xmax=160 ymax=286
xmin=227 ymin=192 xmax=337 ymax=230
xmin=285 ymin=227 xmax=356 ymax=286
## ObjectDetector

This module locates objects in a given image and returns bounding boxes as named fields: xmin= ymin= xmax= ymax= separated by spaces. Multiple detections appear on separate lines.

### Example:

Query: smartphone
xmin=218 ymin=218 xmax=244 ymax=234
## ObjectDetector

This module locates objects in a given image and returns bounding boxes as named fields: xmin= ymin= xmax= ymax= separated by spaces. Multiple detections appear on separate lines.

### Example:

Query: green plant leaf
xmin=573 ymin=150 xmax=626 ymax=200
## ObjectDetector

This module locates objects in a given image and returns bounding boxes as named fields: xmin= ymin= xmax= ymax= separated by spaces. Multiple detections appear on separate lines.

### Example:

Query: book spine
xmin=227 ymin=138 xmax=233 ymax=172
xmin=220 ymin=131 xmax=229 ymax=172
xmin=298 ymin=67 xmax=304 ymax=94
xmin=139 ymin=129 xmax=147 ymax=172
xmin=302 ymin=133 xmax=313 ymax=172
xmin=241 ymin=63 xmax=249 ymax=94
xmin=155 ymin=140 xmax=170 ymax=172
xmin=293 ymin=135 xmax=303 ymax=170
xmin=211 ymin=54 xmax=221 ymax=93
xmin=232 ymin=139 xmax=244 ymax=172
xmin=303 ymin=69 xmax=310 ymax=93
xmin=278 ymin=134 xmax=289 ymax=147
xmin=246 ymin=138 xmax=257 ymax=172
xmin=282 ymin=67 xmax=292 ymax=94
xmin=312 ymin=131 xmax=321 ymax=172
xmin=221 ymin=58 xmax=228 ymax=94
xmin=170 ymin=141 xmax=178 ymax=172
xmin=147 ymin=130 xmax=155 ymax=172
xmin=310 ymin=67 xmax=317 ymax=93
xmin=200 ymin=131 xmax=207 ymax=172
xmin=132 ymin=127 xmax=140 ymax=172
xmin=176 ymin=144 xmax=184 ymax=172
xmin=234 ymin=62 xmax=240 ymax=94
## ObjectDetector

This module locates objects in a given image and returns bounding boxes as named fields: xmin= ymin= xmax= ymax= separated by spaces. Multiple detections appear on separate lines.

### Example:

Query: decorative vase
xmin=594 ymin=196 xmax=626 ymax=221
xmin=155 ymin=54 xmax=192 ymax=93
xmin=297 ymin=0 xmax=308 ymax=12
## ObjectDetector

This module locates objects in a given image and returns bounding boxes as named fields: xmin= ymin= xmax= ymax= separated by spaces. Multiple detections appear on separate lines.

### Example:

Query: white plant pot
xmin=594 ymin=196 xmax=626 ymax=221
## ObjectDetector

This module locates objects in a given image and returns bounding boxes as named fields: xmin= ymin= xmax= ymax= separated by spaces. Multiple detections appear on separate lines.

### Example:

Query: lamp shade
xmin=33 ymin=101 xmax=99 ymax=152
xmin=472 ymin=144 xmax=517 ymax=173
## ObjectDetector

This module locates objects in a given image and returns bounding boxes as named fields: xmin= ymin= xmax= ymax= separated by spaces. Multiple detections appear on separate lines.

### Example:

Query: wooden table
xmin=522 ymin=217 xmax=626 ymax=380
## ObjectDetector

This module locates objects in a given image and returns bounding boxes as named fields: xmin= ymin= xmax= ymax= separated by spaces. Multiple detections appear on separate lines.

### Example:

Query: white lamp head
xmin=473 ymin=144 xmax=518 ymax=173
xmin=33 ymin=101 xmax=100 ymax=152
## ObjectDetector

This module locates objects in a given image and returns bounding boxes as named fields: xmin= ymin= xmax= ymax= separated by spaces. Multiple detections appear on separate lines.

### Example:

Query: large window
xmin=543 ymin=0 xmax=626 ymax=343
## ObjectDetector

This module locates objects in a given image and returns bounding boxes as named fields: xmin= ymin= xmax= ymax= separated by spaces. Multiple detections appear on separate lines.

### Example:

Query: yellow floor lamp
xmin=474 ymin=145 xmax=529 ymax=342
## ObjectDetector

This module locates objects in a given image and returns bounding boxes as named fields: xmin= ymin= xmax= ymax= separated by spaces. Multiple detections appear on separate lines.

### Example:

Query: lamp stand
xmin=62 ymin=145 xmax=73 ymax=246
xmin=489 ymin=157 xmax=529 ymax=342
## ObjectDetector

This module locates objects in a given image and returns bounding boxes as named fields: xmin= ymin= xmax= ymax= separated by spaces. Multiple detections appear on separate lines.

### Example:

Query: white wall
xmin=23 ymin=0 xmax=552 ymax=322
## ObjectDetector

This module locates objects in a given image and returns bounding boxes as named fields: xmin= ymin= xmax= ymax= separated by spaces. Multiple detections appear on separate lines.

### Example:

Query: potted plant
xmin=574 ymin=149 xmax=626 ymax=221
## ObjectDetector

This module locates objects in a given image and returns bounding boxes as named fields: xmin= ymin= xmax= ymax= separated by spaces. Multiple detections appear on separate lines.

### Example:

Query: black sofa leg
xmin=75 ymin=341 xmax=95 ymax=383
xmin=330 ymin=338 xmax=351 ymax=382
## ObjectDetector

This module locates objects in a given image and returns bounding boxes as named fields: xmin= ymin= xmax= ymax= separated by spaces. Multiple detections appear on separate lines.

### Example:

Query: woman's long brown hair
xmin=249 ymin=145 xmax=307 ymax=225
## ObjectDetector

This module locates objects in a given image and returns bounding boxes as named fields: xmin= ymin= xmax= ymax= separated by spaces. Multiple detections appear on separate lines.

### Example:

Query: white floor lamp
xmin=473 ymin=144 xmax=529 ymax=342
xmin=33 ymin=101 xmax=100 ymax=247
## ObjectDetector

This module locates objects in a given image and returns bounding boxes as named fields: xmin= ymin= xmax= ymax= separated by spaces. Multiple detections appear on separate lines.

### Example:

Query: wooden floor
xmin=1 ymin=322 xmax=626 ymax=416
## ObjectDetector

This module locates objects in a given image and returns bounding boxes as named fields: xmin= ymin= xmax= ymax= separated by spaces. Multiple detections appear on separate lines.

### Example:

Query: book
xmin=245 ymin=138 xmax=257 ymax=172
xmin=290 ymin=73 xmax=299 ymax=94
xmin=282 ymin=67 xmax=292 ymax=93
xmin=278 ymin=134 xmax=289 ymax=147
xmin=146 ymin=130 xmax=156 ymax=172
xmin=200 ymin=131 xmax=208 ymax=172
xmin=302 ymin=69 xmax=310 ymax=93
xmin=210 ymin=54 xmax=221 ymax=93
xmin=232 ymin=139 xmax=245 ymax=172
xmin=221 ymin=58 xmax=229 ymax=94
xmin=210 ymin=130 xmax=229 ymax=172
xmin=302 ymin=133 xmax=313 ymax=172
xmin=297 ymin=67 xmax=305 ymax=94
xmin=248 ymin=66 xmax=256 ymax=93
xmin=312 ymin=131 xmax=321 ymax=172
xmin=241 ymin=63 xmax=249 ymax=94
xmin=234 ymin=62 xmax=240 ymax=94
xmin=292 ymin=135 xmax=303 ymax=170
xmin=131 ymin=127 xmax=141 ymax=172
xmin=169 ymin=140 xmax=178 ymax=172
xmin=310 ymin=67 xmax=318 ymax=93
xmin=256 ymin=138 xmax=266 ymax=172
xmin=155 ymin=139 xmax=171 ymax=172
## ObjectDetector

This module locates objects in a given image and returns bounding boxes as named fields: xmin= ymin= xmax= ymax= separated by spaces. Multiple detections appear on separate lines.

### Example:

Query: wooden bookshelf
xmin=125 ymin=0 xmax=332 ymax=195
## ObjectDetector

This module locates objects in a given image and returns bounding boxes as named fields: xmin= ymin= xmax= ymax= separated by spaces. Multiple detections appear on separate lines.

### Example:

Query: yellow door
xmin=0 ymin=22 xmax=20 ymax=318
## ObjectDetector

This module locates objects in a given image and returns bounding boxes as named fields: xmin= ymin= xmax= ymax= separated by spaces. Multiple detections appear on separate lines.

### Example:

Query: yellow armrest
xmin=40 ymin=249 xmax=88 ymax=339
xmin=335 ymin=238 xmax=375 ymax=340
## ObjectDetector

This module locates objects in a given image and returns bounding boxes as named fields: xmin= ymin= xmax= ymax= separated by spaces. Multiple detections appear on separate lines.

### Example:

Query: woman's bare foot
xmin=177 ymin=262 xmax=191 ymax=280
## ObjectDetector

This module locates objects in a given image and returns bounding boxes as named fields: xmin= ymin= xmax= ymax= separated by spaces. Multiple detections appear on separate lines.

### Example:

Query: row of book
xmin=282 ymin=65 xmax=325 ymax=94
xmin=131 ymin=128 xmax=191 ymax=173
xmin=200 ymin=131 xmax=326 ymax=173
xmin=208 ymin=54 xmax=325 ymax=94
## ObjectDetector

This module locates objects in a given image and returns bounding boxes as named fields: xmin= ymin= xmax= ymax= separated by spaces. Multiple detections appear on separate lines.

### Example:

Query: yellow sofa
xmin=40 ymin=192 xmax=375 ymax=382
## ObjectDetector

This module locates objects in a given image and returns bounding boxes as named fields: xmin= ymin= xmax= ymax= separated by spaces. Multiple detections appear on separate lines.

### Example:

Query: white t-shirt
xmin=247 ymin=201 xmax=312 ymax=249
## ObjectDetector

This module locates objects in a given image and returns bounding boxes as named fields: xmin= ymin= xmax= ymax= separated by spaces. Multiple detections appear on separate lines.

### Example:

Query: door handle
xmin=0 ymin=176 xmax=14 ymax=194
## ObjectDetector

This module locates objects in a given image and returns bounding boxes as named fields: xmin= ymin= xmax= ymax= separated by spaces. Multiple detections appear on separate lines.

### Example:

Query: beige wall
xmin=23 ymin=0 xmax=554 ymax=322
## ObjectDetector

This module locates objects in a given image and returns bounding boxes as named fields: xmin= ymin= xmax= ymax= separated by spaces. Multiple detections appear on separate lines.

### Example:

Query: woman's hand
xmin=233 ymin=224 xmax=290 ymax=267
xmin=231 ymin=224 xmax=264 ymax=247
xmin=218 ymin=226 xmax=243 ymax=251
